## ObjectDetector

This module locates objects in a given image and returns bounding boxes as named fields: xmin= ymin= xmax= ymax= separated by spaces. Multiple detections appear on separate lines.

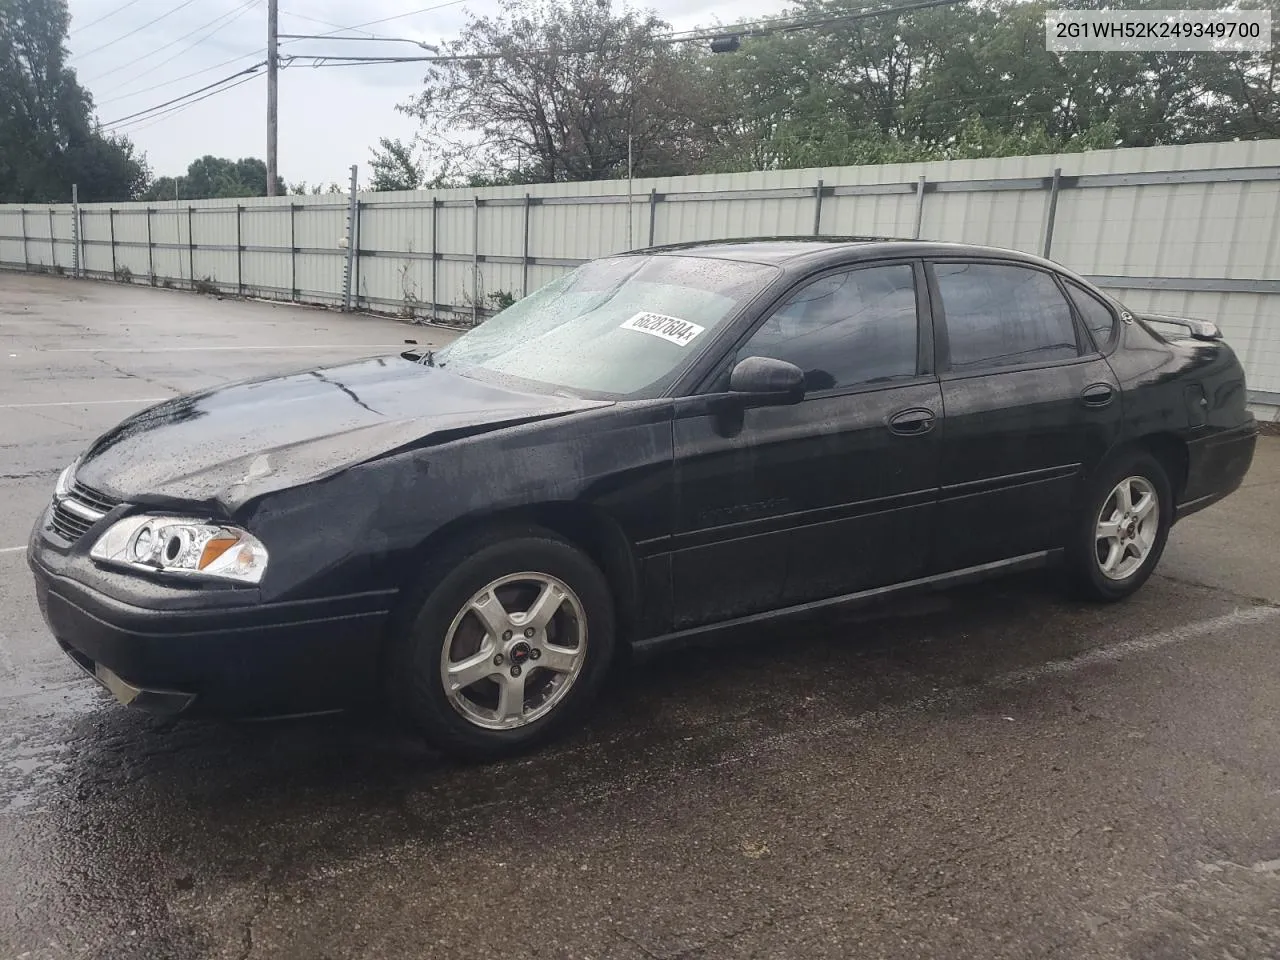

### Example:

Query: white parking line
xmin=37 ymin=345 xmax=408 ymax=353
xmin=0 ymin=546 xmax=26 ymax=555
xmin=707 ymin=604 xmax=1280 ymax=770
xmin=305 ymin=602 xmax=1280 ymax=883
xmin=0 ymin=398 xmax=169 ymax=409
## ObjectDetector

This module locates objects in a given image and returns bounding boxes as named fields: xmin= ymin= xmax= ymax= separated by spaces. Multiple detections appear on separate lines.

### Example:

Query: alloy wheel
xmin=1094 ymin=475 xmax=1159 ymax=581
xmin=439 ymin=572 xmax=588 ymax=730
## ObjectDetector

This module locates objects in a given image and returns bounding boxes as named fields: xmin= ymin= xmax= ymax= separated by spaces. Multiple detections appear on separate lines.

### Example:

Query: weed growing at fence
xmin=488 ymin=290 xmax=517 ymax=312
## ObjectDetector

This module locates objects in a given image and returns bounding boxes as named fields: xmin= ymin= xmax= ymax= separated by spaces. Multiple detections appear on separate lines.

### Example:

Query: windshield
xmin=433 ymin=255 xmax=779 ymax=398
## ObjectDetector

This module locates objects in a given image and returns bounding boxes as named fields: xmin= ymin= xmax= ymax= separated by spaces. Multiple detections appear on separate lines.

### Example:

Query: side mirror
xmin=728 ymin=356 xmax=805 ymax=406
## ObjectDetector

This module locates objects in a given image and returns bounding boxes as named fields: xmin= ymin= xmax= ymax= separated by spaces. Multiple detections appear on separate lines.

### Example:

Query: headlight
xmin=90 ymin=515 xmax=269 ymax=584
xmin=54 ymin=462 xmax=76 ymax=498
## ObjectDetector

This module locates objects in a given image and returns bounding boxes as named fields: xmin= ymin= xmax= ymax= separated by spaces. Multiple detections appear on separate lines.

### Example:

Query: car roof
xmin=630 ymin=237 xmax=1066 ymax=272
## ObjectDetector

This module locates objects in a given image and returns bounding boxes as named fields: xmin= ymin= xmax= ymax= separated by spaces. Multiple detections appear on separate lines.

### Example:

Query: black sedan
xmin=28 ymin=239 xmax=1257 ymax=758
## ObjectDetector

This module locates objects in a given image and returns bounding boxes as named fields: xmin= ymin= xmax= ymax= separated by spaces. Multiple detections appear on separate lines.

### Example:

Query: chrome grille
xmin=48 ymin=480 xmax=120 ymax=544
xmin=69 ymin=481 xmax=120 ymax=515
xmin=50 ymin=501 xmax=96 ymax=542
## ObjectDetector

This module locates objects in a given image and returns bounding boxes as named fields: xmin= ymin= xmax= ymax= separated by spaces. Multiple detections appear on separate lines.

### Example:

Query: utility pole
xmin=266 ymin=0 xmax=279 ymax=196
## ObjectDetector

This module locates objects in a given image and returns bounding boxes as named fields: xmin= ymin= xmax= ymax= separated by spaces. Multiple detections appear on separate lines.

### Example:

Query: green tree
xmin=288 ymin=181 xmax=344 ymax=195
xmin=710 ymin=0 xmax=1280 ymax=170
xmin=369 ymin=137 xmax=423 ymax=191
xmin=387 ymin=0 xmax=1280 ymax=181
xmin=142 ymin=156 xmax=286 ymax=201
xmin=0 ymin=0 xmax=149 ymax=202
xmin=397 ymin=0 xmax=722 ymax=182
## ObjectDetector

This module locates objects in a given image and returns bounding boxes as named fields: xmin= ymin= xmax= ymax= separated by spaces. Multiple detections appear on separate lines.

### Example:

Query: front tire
xmin=388 ymin=526 xmax=616 ymax=760
xmin=1068 ymin=452 xmax=1173 ymax=601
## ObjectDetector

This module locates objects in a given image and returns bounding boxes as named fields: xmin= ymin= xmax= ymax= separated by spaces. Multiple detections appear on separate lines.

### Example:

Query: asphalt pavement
xmin=2 ymin=272 xmax=1279 ymax=960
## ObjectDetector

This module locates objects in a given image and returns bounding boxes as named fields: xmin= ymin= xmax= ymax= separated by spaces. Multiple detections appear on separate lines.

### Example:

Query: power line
xmin=113 ymin=72 xmax=264 ymax=135
xmin=85 ymin=0 xmax=261 ymax=84
xmin=70 ymin=0 xmax=146 ymax=35
xmin=333 ymin=0 xmax=471 ymax=32
xmin=101 ymin=0 xmax=969 ymax=141
xmin=676 ymin=0 xmax=973 ymax=43
xmin=95 ymin=48 xmax=265 ymax=106
xmin=278 ymin=9 xmax=378 ymax=37
xmin=100 ymin=63 xmax=266 ymax=129
xmin=284 ymin=0 xmax=470 ymax=42
xmin=654 ymin=0 xmax=970 ymax=44
xmin=277 ymin=0 xmax=971 ymax=67
xmin=281 ymin=53 xmax=494 ymax=65
xmin=279 ymin=33 xmax=438 ymax=47
xmin=72 ymin=0 xmax=205 ymax=61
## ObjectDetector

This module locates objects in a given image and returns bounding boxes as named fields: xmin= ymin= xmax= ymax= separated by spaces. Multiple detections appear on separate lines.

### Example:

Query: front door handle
xmin=888 ymin=407 xmax=936 ymax=436
xmin=1081 ymin=383 xmax=1115 ymax=408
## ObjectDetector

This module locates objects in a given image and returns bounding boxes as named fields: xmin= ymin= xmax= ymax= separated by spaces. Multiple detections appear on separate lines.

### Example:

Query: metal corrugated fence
xmin=1 ymin=139 xmax=1278 ymax=416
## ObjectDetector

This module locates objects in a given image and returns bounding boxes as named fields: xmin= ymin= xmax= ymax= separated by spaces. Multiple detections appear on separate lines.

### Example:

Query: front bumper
xmin=28 ymin=519 xmax=395 ymax=718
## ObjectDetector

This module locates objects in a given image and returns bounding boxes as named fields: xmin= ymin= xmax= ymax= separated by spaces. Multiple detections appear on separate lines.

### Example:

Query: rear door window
xmin=932 ymin=262 xmax=1081 ymax=372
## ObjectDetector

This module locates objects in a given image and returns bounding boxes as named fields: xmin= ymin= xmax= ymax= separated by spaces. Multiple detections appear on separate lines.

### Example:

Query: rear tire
xmin=1068 ymin=451 xmax=1173 ymax=602
xmin=387 ymin=526 xmax=616 ymax=760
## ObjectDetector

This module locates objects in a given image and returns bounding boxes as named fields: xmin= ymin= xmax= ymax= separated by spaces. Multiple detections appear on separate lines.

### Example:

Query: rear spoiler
xmin=1137 ymin=313 xmax=1223 ymax=342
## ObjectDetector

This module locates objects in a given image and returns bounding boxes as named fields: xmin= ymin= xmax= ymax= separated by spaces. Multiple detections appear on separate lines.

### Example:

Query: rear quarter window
xmin=1064 ymin=280 xmax=1118 ymax=350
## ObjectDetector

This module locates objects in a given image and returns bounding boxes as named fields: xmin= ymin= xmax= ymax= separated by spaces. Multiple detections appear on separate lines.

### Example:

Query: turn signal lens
xmin=199 ymin=537 xmax=239 ymax=569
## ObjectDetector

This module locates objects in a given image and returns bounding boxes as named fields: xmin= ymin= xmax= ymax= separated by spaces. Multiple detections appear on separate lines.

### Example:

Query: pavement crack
xmin=660 ymin=902 xmax=817 ymax=960
xmin=86 ymin=353 xmax=181 ymax=395
xmin=21 ymin=408 xmax=81 ymax=428
xmin=1153 ymin=572 xmax=1280 ymax=607
xmin=615 ymin=931 xmax=666 ymax=959
xmin=235 ymin=879 xmax=271 ymax=960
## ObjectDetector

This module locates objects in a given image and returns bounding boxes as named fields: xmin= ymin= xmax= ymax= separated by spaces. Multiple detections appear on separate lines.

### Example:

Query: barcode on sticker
xmin=620 ymin=312 xmax=705 ymax=347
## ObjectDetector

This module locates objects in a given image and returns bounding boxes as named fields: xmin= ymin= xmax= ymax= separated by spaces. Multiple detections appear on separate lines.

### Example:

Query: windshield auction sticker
xmin=620 ymin=312 xmax=706 ymax=347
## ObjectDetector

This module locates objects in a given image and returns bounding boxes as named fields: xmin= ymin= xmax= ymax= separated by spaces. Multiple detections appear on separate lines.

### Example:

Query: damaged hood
xmin=75 ymin=356 xmax=610 ymax=508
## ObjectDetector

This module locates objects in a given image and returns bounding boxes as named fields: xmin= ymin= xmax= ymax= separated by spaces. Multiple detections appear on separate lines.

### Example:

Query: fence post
xmin=108 ymin=208 xmax=117 ymax=279
xmin=187 ymin=206 xmax=195 ymax=285
xmin=145 ymin=208 xmax=154 ymax=282
xmin=1042 ymin=167 xmax=1062 ymax=259
xmin=472 ymin=195 xmax=480 ymax=326
xmin=235 ymin=204 xmax=244 ymax=296
xmin=912 ymin=175 xmax=927 ymax=239
xmin=342 ymin=164 xmax=358 ymax=311
xmin=522 ymin=193 xmax=531 ymax=298
xmin=289 ymin=203 xmax=298 ymax=301
xmin=813 ymin=178 xmax=824 ymax=236
xmin=648 ymin=188 xmax=657 ymax=247
xmin=354 ymin=198 xmax=364 ymax=311
xmin=71 ymin=184 xmax=80 ymax=278
xmin=430 ymin=197 xmax=439 ymax=319
xmin=20 ymin=209 xmax=28 ymax=270
xmin=48 ymin=209 xmax=57 ymax=269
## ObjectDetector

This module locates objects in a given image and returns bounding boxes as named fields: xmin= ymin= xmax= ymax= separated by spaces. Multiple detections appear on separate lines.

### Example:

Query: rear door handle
xmin=888 ymin=407 xmax=936 ymax=436
xmin=1081 ymin=383 xmax=1115 ymax=408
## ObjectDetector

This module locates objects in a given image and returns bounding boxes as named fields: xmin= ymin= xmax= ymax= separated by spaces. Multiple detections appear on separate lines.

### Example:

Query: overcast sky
xmin=67 ymin=0 xmax=787 ymax=187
